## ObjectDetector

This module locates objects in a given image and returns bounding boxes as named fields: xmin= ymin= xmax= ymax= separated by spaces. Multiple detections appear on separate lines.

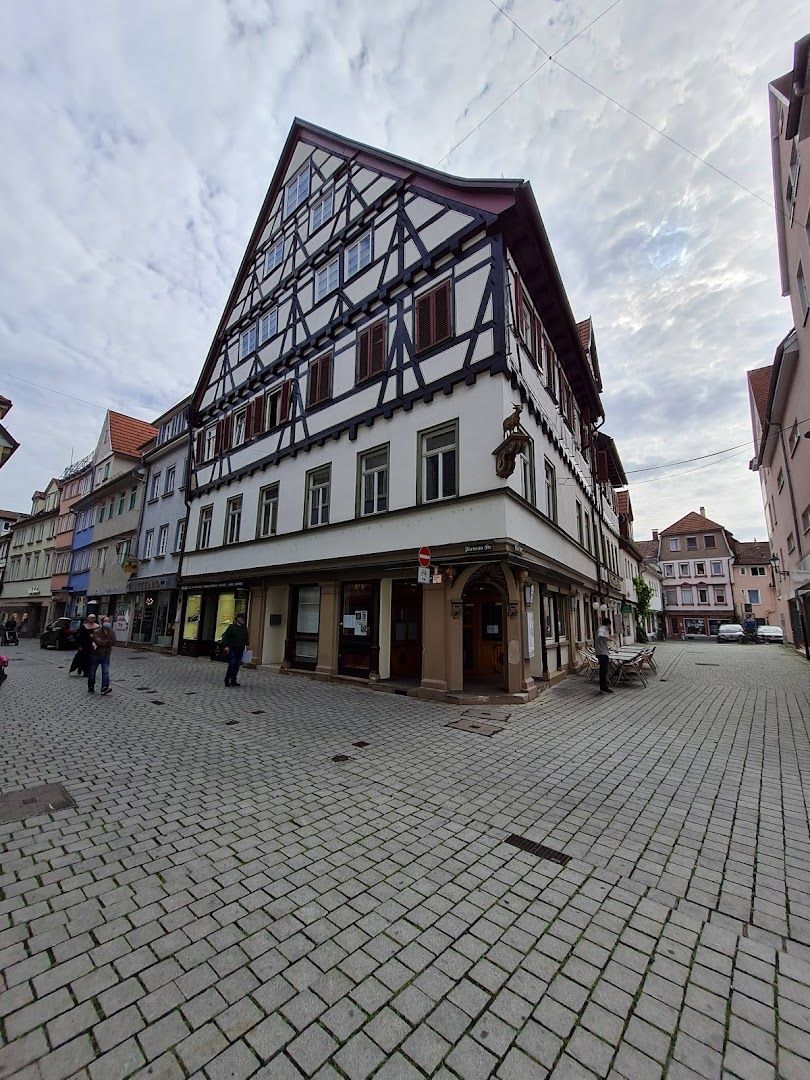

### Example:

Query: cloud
xmin=0 ymin=0 xmax=806 ymax=544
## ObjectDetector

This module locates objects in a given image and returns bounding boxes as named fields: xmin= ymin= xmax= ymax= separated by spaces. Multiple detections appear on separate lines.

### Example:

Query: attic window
xmin=285 ymin=164 xmax=310 ymax=216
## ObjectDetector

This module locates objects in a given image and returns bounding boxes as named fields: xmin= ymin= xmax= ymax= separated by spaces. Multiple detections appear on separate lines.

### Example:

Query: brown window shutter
xmin=251 ymin=395 xmax=264 ymax=437
xmin=194 ymin=431 xmax=204 ymax=463
xmin=280 ymin=380 xmax=292 ymax=421
xmin=357 ymin=328 xmax=371 ymax=382
xmin=514 ymin=275 xmax=523 ymax=326
xmin=433 ymin=281 xmax=452 ymax=344
xmin=307 ymin=361 xmax=317 ymax=408
xmin=415 ymin=293 xmax=432 ymax=352
xmin=370 ymin=319 xmax=386 ymax=375
xmin=319 ymin=354 xmax=332 ymax=402
xmin=597 ymin=450 xmax=609 ymax=484
xmin=214 ymin=420 xmax=223 ymax=456
xmin=244 ymin=401 xmax=254 ymax=440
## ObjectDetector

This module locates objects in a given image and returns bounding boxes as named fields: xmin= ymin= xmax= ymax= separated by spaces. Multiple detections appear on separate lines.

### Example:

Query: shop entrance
xmin=338 ymin=582 xmax=378 ymax=677
xmin=462 ymin=577 xmax=506 ymax=688
xmin=390 ymin=581 xmax=422 ymax=680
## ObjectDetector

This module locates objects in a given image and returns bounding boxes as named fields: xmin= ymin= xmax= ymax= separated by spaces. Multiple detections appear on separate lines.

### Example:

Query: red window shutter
xmin=252 ymin=395 xmax=264 ymax=436
xmin=214 ymin=420 xmax=223 ymax=456
xmin=194 ymin=431 xmax=204 ymax=463
xmin=597 ymin=450 xmax=609 ymax=484
xmin=370 ymin=319 xmax=386 ymax=375
xmin=243 ymin=401 xmax=254 ymax=440
xmin=357 ymin=328 xmax=371 ymax=382
xmin=307 ymin=359 xmax=319 ymax=408
xmin=280 ymin=380 xmax=291 ymax=421
xmin=222 ymin=414 xmax=233 ymax=450
xmin=433 ymin=281 xmax=452 ymax=345
xmin=415 ymin=293 xmax=432 ymax=352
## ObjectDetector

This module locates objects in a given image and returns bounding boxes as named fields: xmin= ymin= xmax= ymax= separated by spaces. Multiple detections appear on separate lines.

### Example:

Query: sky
xmin=0 ymin=0 xmax=806 ymax=541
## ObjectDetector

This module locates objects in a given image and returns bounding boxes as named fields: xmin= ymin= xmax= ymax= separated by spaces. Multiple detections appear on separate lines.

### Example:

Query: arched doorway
xmin=461 ymin=566 xmax=509 ymax=691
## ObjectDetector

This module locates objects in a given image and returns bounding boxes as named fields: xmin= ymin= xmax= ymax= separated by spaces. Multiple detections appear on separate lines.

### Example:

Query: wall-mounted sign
xmin=418 ymin=547 xmax=431 ymax=568
xmin=417 ymin=566 xmax=431 ymax=585
xmin=464 ymin=543 xmax=493 ymax=554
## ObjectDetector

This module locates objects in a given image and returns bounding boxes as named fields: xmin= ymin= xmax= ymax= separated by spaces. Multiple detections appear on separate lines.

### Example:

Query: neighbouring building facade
xmin=49 ymin=457 xmax=93 ymax=621
xmin=128 ymin=399 xmax=190 ymax=650
xmin=746 ymin=35 xmax=810 ymax=656
xmin=179 ymin=119 xmax=631 ymax=699
xmin=635 ymin=537 xmax=665 ymax=639
xmin=0 ymin=481 xmax=60 ymax=635
xmin=658 ymin=510 xmax=735 ymax=637
xmin=0 ymin=509 xmax=26 ymax=584
xmin=0 ymin=395 xmax=20 ymax=471
xmin=731 ymin=540 xmax=778 ymax=626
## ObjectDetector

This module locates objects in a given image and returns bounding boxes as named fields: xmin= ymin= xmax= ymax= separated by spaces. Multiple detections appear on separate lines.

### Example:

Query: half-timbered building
xmin=181 ymin=120 xmax=627 ymax=699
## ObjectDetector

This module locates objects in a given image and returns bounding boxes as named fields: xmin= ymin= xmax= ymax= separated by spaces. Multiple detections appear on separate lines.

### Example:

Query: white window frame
xmin=258 ymin=308 xmax=278 ymax=346
xmin=143 ymin=530 xmax=154 ymax=559
xmin=224 ymin=496 xmax=242 ymax=546
xmin=198 ymin=506 xmax=213 ymax=550
xmin=359 ymin=447 xmax=389 ymax=517
xmin=174 ymin=519 xmax=186 ymax=553
xmin=257 ymin=483 xmax=279 ymax=538
xmin=310 ymin=188 xmax=334 ymax=231
xmin=519 ymin=444 xmax=535 ymax=505
xmin=681 ymin=586 xmax=694 ymax=605
xmin=544 ymin=460 xmax=557 ymax=522
xmin=157 ymin=524 xmax=169 ymax=557
xmin=285 ymin=164 xmax=310 ymax=216
xmin=240 ymin=324 xmax=257 ymax=360
xmin=710 ymin=561 xmax=723 ymax=576
xmin=306 ymin=466 xmax=331 ymax=528
xmin=345 ymin=232 xmax=372 ymax=278
xmin=315 ymin=256 xmax=340 ymax=301
xmin=421 ymin=424 xmax=458 ymax=505
xmin=664 ymin=563 xmax=674 ymax=577
xmin=204 ymin=426 xmax=216 ymax=462
xmin=264 ymin=238 xmax=285 ymax=276
xmin=668 ymin=537 xmax=680 ymax=551
xmin=164 ymin=466 xmax=175 ymax=495
xmin=747 ymin=589 xmax=761 ymax=605
xmin=233 ymin=409 xmax=247 ymax=447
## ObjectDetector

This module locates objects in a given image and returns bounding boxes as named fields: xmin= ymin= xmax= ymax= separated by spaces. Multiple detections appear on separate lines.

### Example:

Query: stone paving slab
xmin=0 ymin=640 xmax=809 ymax=1078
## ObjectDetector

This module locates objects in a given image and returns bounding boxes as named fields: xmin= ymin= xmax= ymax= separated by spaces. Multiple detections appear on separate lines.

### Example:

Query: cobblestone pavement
xmin=1 ymin=639 xmax=809 ymax=1079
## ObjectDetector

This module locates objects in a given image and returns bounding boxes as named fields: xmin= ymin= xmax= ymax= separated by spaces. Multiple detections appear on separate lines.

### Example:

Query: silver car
xmin=756 ymin=625 xmax=784 ymax=644
xmin=717 ymin=623 xmax=745 ymax=643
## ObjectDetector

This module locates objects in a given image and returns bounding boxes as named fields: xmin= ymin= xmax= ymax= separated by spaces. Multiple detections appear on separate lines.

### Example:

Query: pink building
xmin=658 ymin=510 xmax=735 ymax=637
xmin=747 ymin=35 xmax=810 ymax=657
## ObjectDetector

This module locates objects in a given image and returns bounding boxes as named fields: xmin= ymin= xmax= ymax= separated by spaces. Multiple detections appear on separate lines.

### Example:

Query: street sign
xmin=417 ymin=566 xmax=431 ymax=584
xmin=418 ymin=546 xmax=431 ymax=568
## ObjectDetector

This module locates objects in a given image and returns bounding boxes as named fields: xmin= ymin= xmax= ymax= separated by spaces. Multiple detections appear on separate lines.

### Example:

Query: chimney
xmin=699 ymin=506 xmax=706 ymax=517
xmin=652 ymin=530 xmax=659 ymax=541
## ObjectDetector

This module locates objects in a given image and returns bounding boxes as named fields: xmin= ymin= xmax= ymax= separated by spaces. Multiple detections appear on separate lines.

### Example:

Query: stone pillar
xmin=421 ymin=582 xmax=449 ymax=696
xmin=248 ymin=584 xmax=265 ymax=664
xmin=316 ymin=581 xmax=340 ymax=678
xmin=377 ymin=578 xmax=392 ymax=681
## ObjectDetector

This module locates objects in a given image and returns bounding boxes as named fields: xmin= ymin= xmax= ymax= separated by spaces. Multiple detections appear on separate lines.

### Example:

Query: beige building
xmin=730 ymin=541 xmax=778 ymax=627
xmin=0 ymin=481 xmax=60 ymax=635
xmin=748 ymin=35 xmax=810 ymax=657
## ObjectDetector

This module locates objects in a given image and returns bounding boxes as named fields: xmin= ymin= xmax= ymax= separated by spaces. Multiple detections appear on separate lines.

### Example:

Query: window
xmin=204 ymin=427 xmax=216 ymax=461
xmin=307 ymin=352 xmax=333 ymax=408
xmin=315 ymin=256 xmax=340 ymax=301
xmin=710 ymin=561 xmax=723 ymax=575
xmin=802 ymin=505 xmax=810 ymax=534
xmin=240 ymin=324 xmax=257 ymax=360
xmin=698 ymin=588 xmax=708 ymax=604
xmin=306 ymin=466 xmax=331 ymax=527
xmin=790 ymin=418 xmax=801 ymax=455
xmin=704 ymin=534 xmax=717 ymax=548
xmin=197 ymin=505 xmax=213 ymax=549
xmin=285 ymin=164 xmax=310 ymax=216
xmin=664 ymin=563 xmax=674 ymax=577
xmin=747 ymin=589 xmax=761 ymax=605
xmin=174 ymin=519 xmax=185 ymax=553
xmin=129 ymin=488 xmax=137 ymax=511
xmin=163 ymin=466 xmax=175 ymax=495
xmin=358 ymin=447 xmax=389 ymax=516
xmin=787 ymin=532 xmax=796 ymax=553
xmin=679 ymin=562 xmax=690 ymax=576
xmin=149 ymin=473 xmax=161 ymax=501
xmin=751 ymin=566 xmax=766 ymax=576
xmin=115 ymin=492 xmax=124 ymax=515
xmin=681 ymin=587 xmax=693 ymax=605
xmin=421 ymin=424 xmax=457 ymax=503
xmin=258 ymin=308 xmax=278 ymax=345
xmin=414 ymin=281 xmax=453 ymax=352
xmin=519 ymin=444 xmax=535 ymax=504
xmin=157 ymin=524 xmax=169 ymax=556
xmin=584 ymin=513 xmax=592 ymax=553
xmin=98 ymin=503 xmax=105 ymax=524
xmin=310 ymin=188 xmax=333 ymax=230
xmin=224 ymin=496 xmax=242 ymax=545
xmin=257 ymin=483 xmax=279 ymax=537
xmin=143 ymin=530 xmax=154 ymax=559
xmin=346 ymin=232 xmax=372 ymax=278
xmin=686 ymin=536 xmax=697 ymax=550
xmin=265 ymin=382 xmax=291 ymax=430
xmin=714 ymin=588 xmax=726 ymax=604
xmin=357 ymin=319 xmax=386 ymax=383
xmin=103 ymin=462 xmax=110 ymax=481
xmin=576 ymin=501 xmax=584 ymax=546
xmin=544 ymin=460 xmax=557 ymax=522
xmin=233 ymin=410 xmax=247 ymax=447
xmin=264 ymin=238 xmax=284 ymax=275
xmin=695 ymin=561 xmax=706 ymax=575
xmin=798 ymin=261 xmax=809 ymax=323
xmin=777 ymin=468 xmax=785 ymax=492
xmin=542 ymin=333 xmax=557 ymax=397
xmin=669 ymin=538 xmax=680 ymax=551
xmin=664 ymin=587 xmax=677 ymax=606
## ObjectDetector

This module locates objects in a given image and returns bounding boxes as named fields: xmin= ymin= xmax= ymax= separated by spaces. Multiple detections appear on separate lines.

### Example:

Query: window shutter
xmin=357 ymin=328 xmax=371 ymax=383
xmin=251 ymin=395 xmax=264 ymax=437
xmin=319 ymin=354 xmax=332 ymax=403
xmin=370 ymin=320 xmax=386 ymax=375
xmin=597 ymin=450 xmax=609 ymax=484
xmin=514 ymin=275 xmax=523 ymax=327
xmin=415 ymin=293 xmax=432 ymax=352
xmin=307 ymin=361 xmax=317 ymax=408
xmin=214 ymin=420 xmax=223 ymax=456
xmin=434 ymin=281 xmax=452 ymax=344
xmin=280 ymin=380 xmax=292 ymax=421
xmin=222 ymin=415 xmax=233 ymax=450
xmin=194 ymin=431 xmax=204 ymax=463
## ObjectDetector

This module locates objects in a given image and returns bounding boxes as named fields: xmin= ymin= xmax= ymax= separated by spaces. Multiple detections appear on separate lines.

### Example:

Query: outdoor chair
xmin=640 ymin=647 xmax=657 ymax=673
xmin=616 ymin=656 xmax=648 ymax=687
xmin=581 ymin=650 xmax=599 ymax=682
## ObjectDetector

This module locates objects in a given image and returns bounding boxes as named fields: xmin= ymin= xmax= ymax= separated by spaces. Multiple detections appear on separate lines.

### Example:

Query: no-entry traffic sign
xmin=418 ymin=546 xmax=431 ymax=568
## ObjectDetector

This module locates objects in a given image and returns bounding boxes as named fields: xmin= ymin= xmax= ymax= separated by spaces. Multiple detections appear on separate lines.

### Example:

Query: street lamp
xmin=770 ymin=553 xmax=790 ymax=579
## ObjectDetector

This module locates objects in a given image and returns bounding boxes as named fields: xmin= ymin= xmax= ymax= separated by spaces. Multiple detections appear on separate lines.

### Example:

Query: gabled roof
xmin=733 ymin=540 xmax=772 ymax=565
xmin=635 ymin=539 xmax=659 ymax=560
xmin=575 ymin=317 xmax=603 ymax=393
xmin=661 ymin=511 xmax=726 ymax=536
xmin=747 ymin=365 xmax=773 ymax=426
xmin=108 ymin=412 xmax=158 ymax=459
xmin=595 ymin=432 xmax=628 ymax=486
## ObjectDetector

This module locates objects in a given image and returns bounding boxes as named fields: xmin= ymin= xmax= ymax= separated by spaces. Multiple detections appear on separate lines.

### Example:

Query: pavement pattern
xmin=1 ymin=639 xmax=809 ymax=1079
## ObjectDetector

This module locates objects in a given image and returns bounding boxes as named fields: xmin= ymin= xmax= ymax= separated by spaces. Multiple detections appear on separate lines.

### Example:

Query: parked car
xmin=756 ymin=625 xmax=784 ymax=644
xmin=717 ymin=623 xmax=745 ymax=643
xmin=40 ymin=617 xmax=82 ymax=650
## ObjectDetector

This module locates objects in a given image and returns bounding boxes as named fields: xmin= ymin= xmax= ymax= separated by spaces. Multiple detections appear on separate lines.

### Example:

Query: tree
xmin=633 ymin=574 xmax=654 ymax=643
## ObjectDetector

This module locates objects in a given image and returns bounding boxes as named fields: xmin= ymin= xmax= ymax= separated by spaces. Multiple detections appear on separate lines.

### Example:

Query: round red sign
xmin=418 ymin=546 xmax=431 ymax=568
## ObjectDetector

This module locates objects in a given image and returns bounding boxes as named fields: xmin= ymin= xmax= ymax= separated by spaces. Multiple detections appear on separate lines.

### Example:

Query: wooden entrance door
xmin=462 ymin=585 xmax=505 ymax=685
xmin=390 ymin=582 xmax=422 ymax=679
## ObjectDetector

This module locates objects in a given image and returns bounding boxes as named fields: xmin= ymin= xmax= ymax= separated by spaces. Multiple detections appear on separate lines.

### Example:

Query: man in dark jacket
xmin=89 ymin=616 xmax=116 ymax=695
xmin=221 ymin=614 xmax=248 ymax=687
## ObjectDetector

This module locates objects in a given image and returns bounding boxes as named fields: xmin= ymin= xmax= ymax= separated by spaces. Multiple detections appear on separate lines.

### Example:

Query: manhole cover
xmin=0 ymin=784 xmax=75 ymax=826
xmin=446 ymin=719 xmax=504 ymax=736
xmin=332 ymin=754 xmax=351 ymax=763
xmin=225 ymin=720 xmax=239 ymax=726
xmin=505 ymin=834 xmax=571 ymax=865
xmin=353 ymin=741 xmax=369 ymax=748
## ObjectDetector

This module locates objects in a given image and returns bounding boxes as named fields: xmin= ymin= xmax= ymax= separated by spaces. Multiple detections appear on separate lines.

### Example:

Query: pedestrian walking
xmin=70 ymin=614 xmax=96 ymax=676
xmin=88 ymin=616 xmax=116 ymax=695
xmin=221 ymin=613 xmax=248 ymax=687
xmin=595 ymin=616 xmax=614 ymax=694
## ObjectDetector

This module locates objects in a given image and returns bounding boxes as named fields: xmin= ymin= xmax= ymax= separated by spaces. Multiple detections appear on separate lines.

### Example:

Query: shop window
xmin=306 ymin=465 xmax=331 ymax=528
xmin=339 ymin=582 xmax=377 ymax=676
xmin=183 ymin=593 xmax=202 ymax=641
xmin=358 ymin=447 xmax=389 ymax=516
xmin=257 ymin=483 xmax=279 ymax=538
xmin=292 ymin=585 xmax=320 ymax=666
xmin=420 ymin=423 xmax=457 ymax=503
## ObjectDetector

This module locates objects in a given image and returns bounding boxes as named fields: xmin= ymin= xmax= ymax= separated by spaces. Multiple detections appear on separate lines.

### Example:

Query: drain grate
xmin=151 ymin=700 xmax=165 ymax=705
xmin=393 ymin=689 xmax=408 ymax=696
xmin=0 ymin=784 xmax=75 ymax=826
xmin=505 ymin=834 xmax=571 ymax=866
xmin=332 ymin=754 xmax=351 ymax=763
xmin=251 ymin=710 xmax=265 ymax=715
xmin=353 ymin=741 xmax=369 ymax=748
xmin=225 ymin=720 xmax=239 ymax=726
xmin=695 ymin=663 xmax=720 ymax=667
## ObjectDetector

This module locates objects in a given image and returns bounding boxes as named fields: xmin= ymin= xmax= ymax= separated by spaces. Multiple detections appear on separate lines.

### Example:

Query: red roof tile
xmin=661 ymin=511 xmax=727 ymax=536
xmin=635 ymin=539 xmax=659 ymax=560
xmin=576 ymin=318 xmax=591 ymax=351
xmin=108 ymin=412 xmax=158 ymax=459
xmin=733 ymin=540 xmax=772 ymax=564
xmin=616 ymin=490 xmax=630 ymax=515
xmin=747 ymin=365 xmax=773 ymax=425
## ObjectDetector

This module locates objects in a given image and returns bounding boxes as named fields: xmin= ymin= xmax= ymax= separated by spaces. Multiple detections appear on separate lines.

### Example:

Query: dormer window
xmin=285 ymin=164 xmax=310 ymax=216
